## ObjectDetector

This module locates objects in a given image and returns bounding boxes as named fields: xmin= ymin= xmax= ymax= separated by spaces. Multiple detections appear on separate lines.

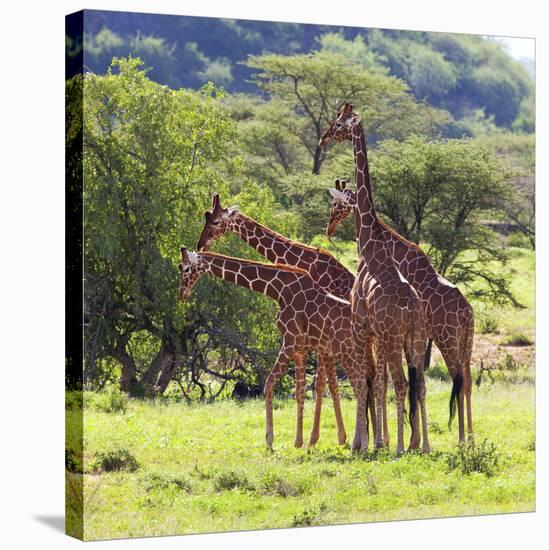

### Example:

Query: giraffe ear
xmin=180 ymin=246 xmax=189 ymax=262
xmin=228 ymin=206 xmax=239 ymax=217
xmin=178 ymin=263 xmax=183 ymax=273
xmin=329 ymin=188 xmax=348 ymax=202
xmin=212 ymin=193 xmax=222 ymax=212
xmin=204 ymin=210 xmax=212 ymax=221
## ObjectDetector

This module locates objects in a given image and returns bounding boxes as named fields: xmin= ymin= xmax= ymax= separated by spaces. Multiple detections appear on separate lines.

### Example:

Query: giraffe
xmin=178 ymin=247 xmax=374 ymax=450
xmin=326 ymin=178 xmax=475 ymax=442
xmin=196 ymin=193 xmax=386 ymax=447
xmin=320 ymin=103 xmax=430 ymax=454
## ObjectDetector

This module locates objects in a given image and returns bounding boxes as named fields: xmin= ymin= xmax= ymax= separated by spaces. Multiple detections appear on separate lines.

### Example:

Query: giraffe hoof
xmin=294 ymin=438 xmax=304 ymax=449
xmin=338 ymin=432 xmax=347 ymax=446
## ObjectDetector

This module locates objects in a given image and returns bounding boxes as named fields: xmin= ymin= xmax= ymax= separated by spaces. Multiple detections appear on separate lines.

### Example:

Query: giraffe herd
xmin=178 ymin=103 xmax=475 ymax=454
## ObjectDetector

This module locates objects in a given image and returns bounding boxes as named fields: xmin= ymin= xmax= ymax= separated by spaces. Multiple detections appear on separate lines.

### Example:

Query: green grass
xmin=67 ymin=376 xmax=535 ymax=540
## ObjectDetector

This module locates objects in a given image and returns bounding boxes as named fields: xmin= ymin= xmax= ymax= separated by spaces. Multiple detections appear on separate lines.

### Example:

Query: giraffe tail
xmin=406 ymin=295 xmax=423 ymax=430
xmin=449 ymin=304 xmax=474 ymax=430
xmin=407 ymin=365 xmax=418 ymax=428
xmin=448 ymin=372 xmax=463 ymax=430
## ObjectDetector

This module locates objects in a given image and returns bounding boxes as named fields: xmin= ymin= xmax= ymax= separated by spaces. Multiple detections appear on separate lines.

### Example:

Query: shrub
xmin=425 ymin=361 xmax=451 ymax=381
xmin=479 ymin=316 xmax=500 ymax=335
xmin=259 ymin=473 xmax=301 ymax=497
xmin=65 ymin=391 xmax=83 ymax=410
xmin=91 ymin=449 xmax=139 ymax=473
xmin=500 ymin=333 xmax=533 ymax=347
xmin=92 ymin=386 xmax=128 ymax=413
xmin=446 ymin=439 xmax=500 ymax=477
xmin=291 ymin=503 xmax=328 ymax=527
xmin=507 ymin=231 xmax=531 ymax=249
xmin=214 ymin=470 xmax=254 ymax=492
xmin=145 ymin=473 xmax=192 ymax=493
xmin=65 ymin=448 xmax=83 ymax=473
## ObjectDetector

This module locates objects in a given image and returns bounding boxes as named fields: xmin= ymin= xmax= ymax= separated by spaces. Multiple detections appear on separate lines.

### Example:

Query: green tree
xmin=74 ymin=57 xmax=293 ymax=396
xmin=325 ymin=136 xmax=518 ymax=305
xmin=245 ymin=50 xmax=450 ymax=174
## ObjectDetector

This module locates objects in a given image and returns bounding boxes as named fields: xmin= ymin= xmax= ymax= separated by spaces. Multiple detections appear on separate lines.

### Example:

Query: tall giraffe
xmin=320 ymin=103 xmax=430 ymax=454
xmin=326 ymin=179 xmax=474 ymax=442
xmin=178 ymin=247 xmax=373 ymax=450
xmin=196 ymin=193 xmax=387 ymax=446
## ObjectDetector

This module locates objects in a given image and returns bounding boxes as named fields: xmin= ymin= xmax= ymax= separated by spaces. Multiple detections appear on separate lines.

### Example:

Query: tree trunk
xmin=312 ymin=145 xmax=323 ymax=175
xmin=114 ymin=344 xmax=138 ymax=394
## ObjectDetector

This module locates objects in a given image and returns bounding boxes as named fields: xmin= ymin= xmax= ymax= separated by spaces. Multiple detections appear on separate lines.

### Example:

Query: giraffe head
xmin=196 ymin=193 xmax=239 ymax=251
xmin=326 ymin=179 xmax=356 ymax=237
xmin=178 ymin=247 xmax=206 ymax=302
xmin=319 ymin=103 xmax=362 ymax=147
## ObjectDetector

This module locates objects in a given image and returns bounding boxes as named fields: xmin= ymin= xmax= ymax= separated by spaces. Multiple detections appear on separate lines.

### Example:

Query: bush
xmin=479 ymin=316 xmax=500 ymax=335
xmin=65 ymin=391 xmax=83 ymax=411
xmin=425 ymin=360 xmax=451 ymax=381
xmin=145 ymin=473 xmax=193 ymax=493
xmin=507 ymin=231 xmax=531 ymax=249
xmin=91 ymin=386 xmax=128 ymax=414
xmin=91 ymin=449 xmax=139 ymax=473
xmin=500 ymin=333 xmax=533 ymax=347
xmin=291 ymin=503 xmax=328 ymax=527
xmin=446 ymin=439 xmax=500 ymax=477
xmin=214 ymin=470 xmax=254 ymax=492
xmin=259 ymin=472 xmax=309 ymax=497
xmin=65 ymin=448 xmax=83 ymax=473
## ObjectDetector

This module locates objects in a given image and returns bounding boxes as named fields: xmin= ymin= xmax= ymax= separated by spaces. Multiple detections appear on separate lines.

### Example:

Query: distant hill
xmin=67 ymin=10 xmax=534 ymax=133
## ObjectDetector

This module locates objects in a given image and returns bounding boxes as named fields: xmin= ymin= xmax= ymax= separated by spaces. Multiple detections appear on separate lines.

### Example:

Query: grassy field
xmin=67 ymin=374 xmax=535 ymax=540
xmin=67 ymin=246 xmax=535 ymax=541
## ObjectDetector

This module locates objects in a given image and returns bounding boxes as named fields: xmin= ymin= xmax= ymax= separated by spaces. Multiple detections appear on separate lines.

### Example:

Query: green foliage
xmin=328 ymin=135 xmax=517 ymax=305
xmin=245 ymin=50 xmax=450 ymax=174
xmin=479 ymin=316 xmax=500 ymax=335
xmin=446 ymin=440 xmax=500 ymax=477
xmin=500 ymin=333 xmax=533 ymax=347
xmin=145 ymin=473 xmax=193 ymax=493
xmin=91 ymin=449 xmax=139 ymax=473
xmin=88 ymin=386 xmax=128 ymax=413
xmin=72 ymin=57 xmax=294 ymax=396
xmin=66 ymin=448 xmax=83 ymax=474
xmin=291 ymin=503 xmax=328 ymax=527
xmin=425 ymin=361 xmax=451 ymax=381
xmin=214 ymin=470 xmax=255 ymax=492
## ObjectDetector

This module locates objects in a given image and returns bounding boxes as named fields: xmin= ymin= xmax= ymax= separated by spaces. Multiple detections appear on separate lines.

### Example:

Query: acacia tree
xmin=323 ymin=136 xmax=518 ymax=305
xmin=76 ymin=57 xmax=293 ymax=396
xmin=245 ymin=50 xmax=450 ymax=174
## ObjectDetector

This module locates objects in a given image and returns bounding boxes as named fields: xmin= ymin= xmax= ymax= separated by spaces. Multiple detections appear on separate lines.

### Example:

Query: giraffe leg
xmin=352 ymin=376 xmax=369 ymax=452
xmin=418 ymin=368 xmax=431 ymax=453
xmin=324 ymin=355 xmax=347 ymax=445
xmin=294 ymin=352 xmax=306 ymax=448
xmin=382 ymin=359 xmax=391 ymax=448
xmin=351 ymin=326 xmax=370 ymax=451
xmin=264 ymin=348 xmax=292 ymax=449
xmin=387 ymin=349 xmax=407 ymax=455
xmin=373 ymin=346 xmax=386 ymax=450
xmin=309 ymin=354 xmax=327 ymax=447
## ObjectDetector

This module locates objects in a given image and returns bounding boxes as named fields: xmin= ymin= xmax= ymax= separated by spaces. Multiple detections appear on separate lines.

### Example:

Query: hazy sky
xmin=493 ymin=36 xmax=535 ymax=60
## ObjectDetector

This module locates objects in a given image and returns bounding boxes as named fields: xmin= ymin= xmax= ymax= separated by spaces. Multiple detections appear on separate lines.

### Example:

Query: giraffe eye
xmin=183 ymin=265 xmax=191 ymax=273
xmin=211 ymin=220 xmax=220 ymax=225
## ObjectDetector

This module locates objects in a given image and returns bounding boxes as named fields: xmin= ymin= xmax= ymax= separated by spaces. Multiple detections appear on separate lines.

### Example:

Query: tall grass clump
xmin=446 ymin=439 xmax=500 ymax=477
xmin=91 ymin=449 xmax=139 ymax=473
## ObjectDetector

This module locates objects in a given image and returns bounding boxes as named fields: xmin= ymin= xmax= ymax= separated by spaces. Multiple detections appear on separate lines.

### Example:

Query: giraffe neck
xmin=199 ymin=252 xmax=312 ymax=303
xmin=229 ymin=212 xmax=319 ymax=266
xmin=351 ymin=124 xmax=395 ymax=272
